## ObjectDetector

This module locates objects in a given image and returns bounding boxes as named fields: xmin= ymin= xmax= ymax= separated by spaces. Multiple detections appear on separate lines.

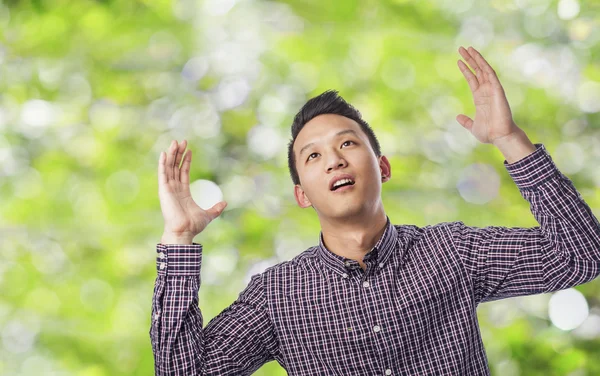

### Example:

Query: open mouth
xmin=331 ymin=179 xmax=355 ymax=191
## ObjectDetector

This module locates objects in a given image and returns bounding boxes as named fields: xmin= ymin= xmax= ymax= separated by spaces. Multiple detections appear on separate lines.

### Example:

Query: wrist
xmin=161 ymin=231 xmax=195 ymax=245
xmin=493 ymin=128 xmax=537 ymax=164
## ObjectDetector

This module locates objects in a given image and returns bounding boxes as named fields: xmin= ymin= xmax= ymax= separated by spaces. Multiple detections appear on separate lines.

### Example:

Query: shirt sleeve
xmin=149 ymin=243 xmax=280 ymax=375
xmin=448 ymin=143 xmax=600 ymax=305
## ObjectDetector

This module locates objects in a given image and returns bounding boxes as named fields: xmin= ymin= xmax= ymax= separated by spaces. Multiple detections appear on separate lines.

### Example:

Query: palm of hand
xmin=160 ymin=185 xmax=208 ymax=235
xmin=158 ymin=139 xmax=227 ymax=238
xmin=456 ymin=46 xmax=520 ymax=144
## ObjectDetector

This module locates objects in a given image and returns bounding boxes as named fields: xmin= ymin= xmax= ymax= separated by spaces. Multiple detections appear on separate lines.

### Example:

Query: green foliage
xmin=1 ymin=0 xmax=599 ymax=375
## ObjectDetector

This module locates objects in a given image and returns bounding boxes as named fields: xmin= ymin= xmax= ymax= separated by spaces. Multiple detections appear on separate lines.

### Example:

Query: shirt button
xmin=342 ymin=273 xmax=349 ymax=279
xmin=159 ymin=262 xmax=166 ymax=270
xmin=385 ymin=369 xmax=392 ymax=375
xmin=344 ymin=261 xmax=352 ymax=267
xmin=379 ymin=262 xmax=384 ymax=268
xmin=363 ymin=281 xmax=370 ymax=288
xmin=154 ymin=312 xmax=160 ymax=320
xmin=158 ymin=252 xmax=165 ymax=259
xmin=373 ymin=325 xmax=381 ymax=333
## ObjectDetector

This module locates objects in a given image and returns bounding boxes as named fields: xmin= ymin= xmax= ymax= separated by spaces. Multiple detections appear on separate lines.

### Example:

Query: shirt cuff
xmin=504 ymin=143 xmax=561 ymax=191
xmin=156 ymin=243 xmax=202 ymax=277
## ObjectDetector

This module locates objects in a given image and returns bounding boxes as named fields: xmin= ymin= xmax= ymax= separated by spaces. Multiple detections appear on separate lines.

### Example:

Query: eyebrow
xmin=298 ymin=129 xmax=359 ymax=158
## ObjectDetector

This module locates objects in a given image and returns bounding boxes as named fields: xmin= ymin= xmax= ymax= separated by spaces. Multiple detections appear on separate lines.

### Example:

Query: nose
xmin=326 ymin=150 xmax=347 ymax=172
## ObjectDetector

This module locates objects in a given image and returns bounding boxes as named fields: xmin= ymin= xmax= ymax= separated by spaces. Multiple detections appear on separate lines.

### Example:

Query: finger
xmin=457 ymin=59 xmax=479 ymax=93
xmin=172 ymin=140 xmax=181 ymax=182
xmin=165 ymin=140 xmax=177 ymax=182
xmin=205 ymin=201 xmax=228 ymax=221
xmin=180 ymin=149 xmax=192 ymax=185
xmin=158 ymin=151 xmax=167 ymax=185
xmin=458 ymin=46 xmax=484 ymax=85
xmin=456 ymin=114 xmax=473 ymax=131
xmin=174 ymin=139 xmax=187 ymax=170
xmin=467 ymin=46 xmax=503 ymax=89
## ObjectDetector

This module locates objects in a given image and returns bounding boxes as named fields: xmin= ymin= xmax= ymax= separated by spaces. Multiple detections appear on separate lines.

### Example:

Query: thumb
xmin=456 ymin=114 xmax=473 ymax=132
xmin=206 ymin=200 xmax=228 ymax=221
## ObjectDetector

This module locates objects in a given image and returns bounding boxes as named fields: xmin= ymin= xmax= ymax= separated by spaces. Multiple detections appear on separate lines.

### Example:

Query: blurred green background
xmin=1 ymin=0 xmax=600 ymax=374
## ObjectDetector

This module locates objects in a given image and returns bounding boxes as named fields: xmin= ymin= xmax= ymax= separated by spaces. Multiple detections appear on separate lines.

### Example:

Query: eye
xmin=342 ymin=140 xmax=355 ymax=147
xmin=307 ymin=152 xmax=319 ymax=161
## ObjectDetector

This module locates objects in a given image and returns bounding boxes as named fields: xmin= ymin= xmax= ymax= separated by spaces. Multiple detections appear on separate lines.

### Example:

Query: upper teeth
xmin=333 ymin=178 xmax=353 ymax=188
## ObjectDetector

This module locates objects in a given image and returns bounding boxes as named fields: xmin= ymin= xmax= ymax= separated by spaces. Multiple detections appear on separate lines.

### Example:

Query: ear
xmin=294 ymin=184 xmax=313 ymax=208
xmin=379 ymin=155 xmax=391 ymax=183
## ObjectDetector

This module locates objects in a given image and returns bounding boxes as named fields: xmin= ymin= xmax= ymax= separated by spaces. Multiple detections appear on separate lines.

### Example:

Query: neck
xmin=319 ymin=206 xmax=388 ymax=264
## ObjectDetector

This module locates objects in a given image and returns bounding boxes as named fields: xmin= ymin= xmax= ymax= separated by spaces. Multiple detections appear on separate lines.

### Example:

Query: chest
xmin=269 ymin=254 xmax=473 ymax=375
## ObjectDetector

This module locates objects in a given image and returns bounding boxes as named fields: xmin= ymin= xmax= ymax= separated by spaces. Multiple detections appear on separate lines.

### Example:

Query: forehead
xmin=293 ymin=114 xmax=365 ymax=153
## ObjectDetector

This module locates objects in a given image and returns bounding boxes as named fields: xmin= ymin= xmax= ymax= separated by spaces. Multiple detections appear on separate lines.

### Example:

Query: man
xmin=150 ymin=46 xmax=600 ymax=375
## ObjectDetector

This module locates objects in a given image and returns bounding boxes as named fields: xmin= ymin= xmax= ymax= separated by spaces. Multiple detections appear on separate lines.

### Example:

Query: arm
xmin=152 ymin=139 xmax=280 ymax=375
xmin=150 ymin=242 xmax=280 ymax=375
xmin=448 ymin=143 xmax=600 ymax=305
xmin=451 ymin=47 xmax=600 ymax=304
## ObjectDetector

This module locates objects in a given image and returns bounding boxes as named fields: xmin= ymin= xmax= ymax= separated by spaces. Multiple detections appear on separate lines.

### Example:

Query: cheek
xmin=298 ymin=166 xmax=314 ymax=184
xmin=298 ymin=168 xmax=320 ymax=192
xmin=354 ymin=154 xmax=378 ymax=174
xmin=359 ymin=161 xmax=383 ymax=187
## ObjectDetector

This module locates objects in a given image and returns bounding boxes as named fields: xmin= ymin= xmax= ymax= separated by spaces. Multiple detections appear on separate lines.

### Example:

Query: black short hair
xmin=287 ymin=90 xmax=382 ymax=185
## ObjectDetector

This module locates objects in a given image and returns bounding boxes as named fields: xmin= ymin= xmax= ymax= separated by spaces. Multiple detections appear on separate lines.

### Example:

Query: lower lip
xmin=331 ymin=184 xmax=355 ymax=193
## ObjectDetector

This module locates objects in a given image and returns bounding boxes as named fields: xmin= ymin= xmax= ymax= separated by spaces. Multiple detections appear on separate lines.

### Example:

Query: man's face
xmin=292 ymin=114 xmax=391 ymax=220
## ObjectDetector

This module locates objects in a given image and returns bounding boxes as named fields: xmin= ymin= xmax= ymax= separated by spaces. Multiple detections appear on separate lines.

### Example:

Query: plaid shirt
xmin=150 ymin=143 xmax=600 ymax=375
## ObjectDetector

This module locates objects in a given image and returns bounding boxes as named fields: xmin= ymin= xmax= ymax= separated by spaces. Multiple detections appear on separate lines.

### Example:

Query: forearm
xmin=506 ymin=143 xmax=600 ymax=288
xmin=150 ymin=243 xmax=277 ymax=375
xmin=151 ymin=243 xmax=204 ymax=375
xmin=522 ymin=163 xmax=600 ymax=263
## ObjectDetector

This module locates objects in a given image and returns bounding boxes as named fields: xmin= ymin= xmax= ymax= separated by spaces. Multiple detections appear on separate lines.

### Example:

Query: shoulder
xmin=392 ymin=222 xmax=449 ymax=239
xmin=392 ymin=221 xmax=465 ymax=250
xmin=394 ymin=221 xmax=464 ymax=234
xmin=246 ymin=245 xmax=320 ymax=285
xmin=395 ymin=221 xmax=462 ymax=231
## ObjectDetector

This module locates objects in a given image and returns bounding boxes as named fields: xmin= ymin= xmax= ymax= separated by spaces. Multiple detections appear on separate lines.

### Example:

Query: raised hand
xmin=456 ymin=46 xmax=522 ymax=145
xmin=158 ymin=140 xmax=227 ymax=243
